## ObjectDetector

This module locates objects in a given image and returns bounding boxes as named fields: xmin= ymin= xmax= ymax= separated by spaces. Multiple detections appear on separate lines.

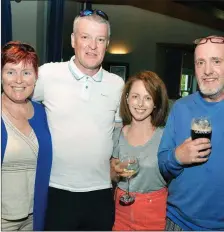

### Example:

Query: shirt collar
xmin=68 ymin=55 xmax=103 ymax=82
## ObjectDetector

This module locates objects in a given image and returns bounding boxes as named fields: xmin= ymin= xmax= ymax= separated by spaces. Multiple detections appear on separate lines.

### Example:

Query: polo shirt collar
xmin=68 ymin=55 xmax=103 ymax=82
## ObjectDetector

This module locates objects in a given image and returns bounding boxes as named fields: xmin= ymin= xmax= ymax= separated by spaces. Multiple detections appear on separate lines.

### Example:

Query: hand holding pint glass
xmin=175 ymin=117 xmax=212 ymax=165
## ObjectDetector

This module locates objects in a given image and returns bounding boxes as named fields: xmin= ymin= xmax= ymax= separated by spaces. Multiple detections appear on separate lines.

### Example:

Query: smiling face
xmin=71 ymin=17 xmax=109 ymax=76
xmin=2 ymin=61 xmax=37 ymax=103
xmin=127 ymin=80 xmax=155 ymax=123
xmin=195 ymin=40 xmax=224 ymax=101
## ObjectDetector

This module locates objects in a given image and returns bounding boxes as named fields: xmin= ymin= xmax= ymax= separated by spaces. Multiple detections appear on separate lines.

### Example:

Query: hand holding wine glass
xmin=116 ymin=156 xmax=140 ymax=206
xmin=113 ymin=158 xmax=137 ymax=177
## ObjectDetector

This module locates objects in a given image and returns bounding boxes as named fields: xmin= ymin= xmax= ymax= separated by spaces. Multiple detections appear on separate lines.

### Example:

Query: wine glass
xmin=117 ymin=156 xmax=140 ymax=206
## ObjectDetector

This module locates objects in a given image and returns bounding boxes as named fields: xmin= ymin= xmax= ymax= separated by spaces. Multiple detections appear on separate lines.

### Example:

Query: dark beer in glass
xmin=191 ymin=117 xmax=212 ymax=140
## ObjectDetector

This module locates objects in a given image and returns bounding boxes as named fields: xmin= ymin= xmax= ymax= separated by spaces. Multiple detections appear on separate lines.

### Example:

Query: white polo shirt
xmin=33 ymin=56 xmax=124 ymax=192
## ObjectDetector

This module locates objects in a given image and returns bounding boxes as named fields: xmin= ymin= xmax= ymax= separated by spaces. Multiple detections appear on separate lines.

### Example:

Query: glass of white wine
xmin=118 ymin=156 xmax=139 ymax=206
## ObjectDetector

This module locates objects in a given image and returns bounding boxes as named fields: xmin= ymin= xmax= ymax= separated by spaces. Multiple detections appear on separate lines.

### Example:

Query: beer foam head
xmin=192 ymin=120 xmax=212 ymax=132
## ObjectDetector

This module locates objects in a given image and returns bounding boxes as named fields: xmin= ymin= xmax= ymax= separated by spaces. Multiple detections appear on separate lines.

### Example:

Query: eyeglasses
xmin=194 ymin=37 xmax=224 ymax=45
xmin=2 ymin=43 xmax=35 ymax=52
xmin=79 ymin=9 xmax=109 ymax=21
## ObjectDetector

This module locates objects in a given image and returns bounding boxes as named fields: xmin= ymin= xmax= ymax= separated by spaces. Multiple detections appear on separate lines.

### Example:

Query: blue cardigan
xmin=1 ymin=101 xmax=52 ymax=231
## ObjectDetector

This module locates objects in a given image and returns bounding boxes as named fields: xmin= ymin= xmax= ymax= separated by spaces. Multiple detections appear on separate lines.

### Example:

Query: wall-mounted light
xmin=107 ymin=44 xmax=131 ymax=54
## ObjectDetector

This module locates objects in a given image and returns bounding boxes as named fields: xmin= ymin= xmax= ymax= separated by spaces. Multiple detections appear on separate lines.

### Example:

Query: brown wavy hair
xmin=120 ymin=71 xmax=169 ymax=127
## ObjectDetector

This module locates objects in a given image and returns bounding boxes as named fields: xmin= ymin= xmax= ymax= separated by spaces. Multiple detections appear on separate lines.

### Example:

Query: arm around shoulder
xmin=32 ymin=64 xmax=49 ymax=102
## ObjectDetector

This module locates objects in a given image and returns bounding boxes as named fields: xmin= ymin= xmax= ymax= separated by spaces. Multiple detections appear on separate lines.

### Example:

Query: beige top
xmin=1 ymin=113 xmax=39 ymax=220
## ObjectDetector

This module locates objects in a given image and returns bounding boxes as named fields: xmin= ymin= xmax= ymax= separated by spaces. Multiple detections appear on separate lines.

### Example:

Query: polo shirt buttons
xmin=86 ymin=76 xmax=89 ymax=89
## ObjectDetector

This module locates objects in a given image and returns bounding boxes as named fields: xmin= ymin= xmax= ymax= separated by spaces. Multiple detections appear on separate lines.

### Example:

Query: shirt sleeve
xmin=112 ymin=127 xmax=122 ymax=158
xmin=158 ymin=104 xmax=184 ymax=182
xmin=115 ymin=80 xmax=124 ymax=123
xmin=115 ymin=100 xmax=122 ymax=123
xmin=32 ymin=65 xmax=46 ymax=102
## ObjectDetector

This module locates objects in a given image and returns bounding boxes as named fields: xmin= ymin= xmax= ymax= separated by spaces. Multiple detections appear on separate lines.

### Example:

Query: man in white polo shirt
xmin=33 ymin=9 xmax=124 ymax=231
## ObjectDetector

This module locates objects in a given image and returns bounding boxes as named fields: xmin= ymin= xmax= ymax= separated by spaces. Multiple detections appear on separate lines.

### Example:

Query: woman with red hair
xmin=1 ymin=41 xmax=52 ymax=231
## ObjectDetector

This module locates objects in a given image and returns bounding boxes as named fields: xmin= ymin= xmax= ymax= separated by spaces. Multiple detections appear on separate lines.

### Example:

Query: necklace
xmin=2 ymin=100 xmax=30 ymax=121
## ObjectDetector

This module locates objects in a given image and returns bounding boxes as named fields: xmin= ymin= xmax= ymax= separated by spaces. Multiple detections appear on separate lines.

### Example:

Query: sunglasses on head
xmin=194 ymin=36 xmax=224 ymax=45
xmin=79 ymin=9 xmax=109 ymax=21
xmin=2 ymin=43 xmax=35 ymax=52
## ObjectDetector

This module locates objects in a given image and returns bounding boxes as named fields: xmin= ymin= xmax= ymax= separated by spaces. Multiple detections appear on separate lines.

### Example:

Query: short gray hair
xmin=73 ymin=14 xmax=111 ymax=38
